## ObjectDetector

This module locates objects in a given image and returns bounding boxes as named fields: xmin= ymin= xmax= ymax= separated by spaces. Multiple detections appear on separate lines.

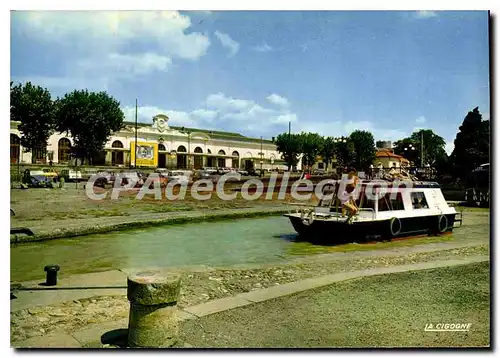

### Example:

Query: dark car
xmin=30 ymin=175 xmax=53 ymax=188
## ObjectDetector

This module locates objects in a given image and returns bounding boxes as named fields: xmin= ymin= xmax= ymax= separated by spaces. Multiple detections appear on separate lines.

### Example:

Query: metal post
xmin=188 ymin=131 xmax=191 ymax=170
xmin=134 ymin=98 xmax=138 ymax=168
xmin=420 ymin=130 xmax=424 ymax=169
xmin=260 ymin=136 xmax=263 ymax=175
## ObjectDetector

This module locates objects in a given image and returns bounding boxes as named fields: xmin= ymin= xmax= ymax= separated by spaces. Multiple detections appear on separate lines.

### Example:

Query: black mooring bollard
xmin=44 ymin=264 xmax=60 ymax=286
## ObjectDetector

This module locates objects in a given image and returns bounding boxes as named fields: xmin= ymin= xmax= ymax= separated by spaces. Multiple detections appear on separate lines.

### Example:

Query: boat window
xmin=411 ymin=192 xmax=429 ymax=209
xmin=390 ymin=192 xmax=405 ymax=211
xmin=377 ymin=194 xmax=392 ymax=212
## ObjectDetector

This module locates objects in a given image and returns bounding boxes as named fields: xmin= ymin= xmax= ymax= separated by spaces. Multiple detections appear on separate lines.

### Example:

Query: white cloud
xmin=214 ymin=31 xmax=240 ymax=57
xmin=206 ymin=92 xmax=254 ymax=111
xmin=266 ymin=93 xmax=290 ymax=108
xmin=190 ymin=109 xmax=218 ymax=121
xmin=78 ymin=52 xmax=172 ymax=76
xmin=12 ymin=11 xmax=210 ymax=86
xmin=271 ymin=113 xmax=297 ymax=124
xmin=415 ymin=116 xmax=426 ymax=124
xmin=14 ymin=11 xmax=210 ymax=60
xmin=414 ymin=11 xmax=438 ymax=19
xmin=252 ymin=43 xmax=273 ymax=52
xmin=445 ymin=141 xmax=455 ymax=155
xmin=121 ymin=92 xmax=299 ymax=138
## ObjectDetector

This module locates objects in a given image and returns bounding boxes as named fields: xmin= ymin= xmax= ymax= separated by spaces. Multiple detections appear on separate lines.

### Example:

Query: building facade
xmin=10 ymin=114 xmax=289 ymax=171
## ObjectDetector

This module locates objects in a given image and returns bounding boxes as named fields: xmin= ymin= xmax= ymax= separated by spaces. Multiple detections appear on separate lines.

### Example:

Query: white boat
xmin=284 ymin=179 xmax=461 ymax=244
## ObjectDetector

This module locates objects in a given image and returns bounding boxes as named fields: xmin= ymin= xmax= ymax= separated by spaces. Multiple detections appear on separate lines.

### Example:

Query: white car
xmin=167 ymin=171 xmax=191 ymax=185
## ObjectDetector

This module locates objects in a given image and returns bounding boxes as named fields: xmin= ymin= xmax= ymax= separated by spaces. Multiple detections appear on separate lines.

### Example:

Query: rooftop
xmin=122 ymin=121 xmax=274 ymax=144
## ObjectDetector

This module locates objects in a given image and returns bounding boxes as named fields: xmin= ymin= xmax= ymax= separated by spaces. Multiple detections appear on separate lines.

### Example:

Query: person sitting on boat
xmin=340 ymin=170 xmax=359 ymax=223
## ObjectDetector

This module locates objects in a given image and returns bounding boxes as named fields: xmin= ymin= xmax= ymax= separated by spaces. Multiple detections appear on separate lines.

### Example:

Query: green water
xmin=10 ymin=216 xmax=305 ymax=282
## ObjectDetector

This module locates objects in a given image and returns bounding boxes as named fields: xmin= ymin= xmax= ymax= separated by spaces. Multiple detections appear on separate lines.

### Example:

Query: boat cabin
xmin=315 ymin=180 xmax=455 ymax=220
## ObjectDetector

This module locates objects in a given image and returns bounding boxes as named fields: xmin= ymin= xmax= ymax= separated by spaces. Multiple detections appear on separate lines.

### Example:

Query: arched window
xmin=177 ymin=145 xmax=187 ymax=153
xmin=232 ymin=151 xmax=240 ymax=168
xmin=10 ymin=134 xmax=20 ymax=163
xmin=158 ymin=144 xmax=166 ymax=151
xmin=194 ymin=147 xmax=203 ymax=153
xmin=112 ymin=140 xmax=123 ymax=148
xmin=111 ymin=140 xmax=123 ymax=165
xmin=58 ymin=138 xmax=72 ymax=163
xmin=218 ymin=149 xmax=226 ymax=155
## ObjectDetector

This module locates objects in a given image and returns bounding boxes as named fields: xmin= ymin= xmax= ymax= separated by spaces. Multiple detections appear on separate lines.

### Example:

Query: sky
xmin=10 ymin=10 xmax=490 ymax=154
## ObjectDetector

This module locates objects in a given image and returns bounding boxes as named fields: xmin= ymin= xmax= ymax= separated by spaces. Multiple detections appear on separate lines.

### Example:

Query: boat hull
xmin=285 ymin=213 xmax=457 ymax=245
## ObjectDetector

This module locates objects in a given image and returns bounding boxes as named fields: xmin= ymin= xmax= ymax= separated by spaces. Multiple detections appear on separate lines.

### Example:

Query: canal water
xmin=11 ymin=216 xmax=310 ymax=282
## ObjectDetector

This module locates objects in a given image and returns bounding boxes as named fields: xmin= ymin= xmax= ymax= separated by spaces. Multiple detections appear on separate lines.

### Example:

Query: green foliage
xmin=394 ymin=129 xmax=447 ymax=172
xmin=451 ymin=107 xmax=490 ymax=180
xmin=275 ymin=132 xmax=303 ymax=170
xmin=334 ymin=138 xmax=356 ymax=169
xmin=393 ymin=138 xmax=419 ymax=164
xmin=349 ymin=130 xmax=376 ymax=171
xmin=55 ymin=90 xmax=124 ymax=165
xmin=410 ymin=129 xmax=447 ymax=167
xmin=10 ymin=82 xmax=55 ymax=160
xmin=321 ymin=136 xmax=336 ymax=169
xmin=300 ymin=132 xmax=324 ymax=169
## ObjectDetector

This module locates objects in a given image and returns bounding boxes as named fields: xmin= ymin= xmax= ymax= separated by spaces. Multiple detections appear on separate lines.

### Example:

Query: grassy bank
xmin=180 ymin=261 xmax=490 ymax=348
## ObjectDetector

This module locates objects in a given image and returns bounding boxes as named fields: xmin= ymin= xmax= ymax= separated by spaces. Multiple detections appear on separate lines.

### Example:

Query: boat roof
xmin=322 ymin=180 xmax=441 ymax=189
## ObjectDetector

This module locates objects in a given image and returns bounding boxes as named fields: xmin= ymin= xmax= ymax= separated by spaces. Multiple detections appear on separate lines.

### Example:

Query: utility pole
xmin=260 ymin=136 xmax=263 ymax=176
xmin=288 ymin=121 xmax=291 ymax=171
xmin=420 ymin=130 xmax=424 ymax=168
xmin=134 ymin=98 xmax=138 ymax=168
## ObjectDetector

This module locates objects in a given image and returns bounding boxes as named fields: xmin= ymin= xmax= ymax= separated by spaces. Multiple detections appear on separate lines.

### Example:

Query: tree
xmin=55 ymin=90 xmax=125 ymax=165
xmin=334 ymin=138 xmax=356 ymax=169
xmin=10 ymin=82 xmax=55 ymax=163
xmin=394 ymin=129 xmax=447 ymax=169
xmin=349 ymin=130 xmax=376 ymax=171
xmin=410 ymin=129 xmax=446 ymax=168
xmin=275 ymin=132 xmax=303 ymax=171
xmin=299 ymin=132 xmax=324 ymax=171
xmin=393 ymin=138 xmax=419 ymax=165
xmin=450 ymin=107 xmax=490 ymax=181
xmin=321 ymin=136 xmax=336 ymax=170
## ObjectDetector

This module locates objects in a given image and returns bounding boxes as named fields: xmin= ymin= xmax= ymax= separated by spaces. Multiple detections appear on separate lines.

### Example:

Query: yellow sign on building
xmin=130 ymin=142 xmax=158 ymax=167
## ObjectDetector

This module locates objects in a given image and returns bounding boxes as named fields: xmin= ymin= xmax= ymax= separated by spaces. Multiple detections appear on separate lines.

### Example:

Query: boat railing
xmin=286 ymin=202 xmax=314 ymax=215
xmin=356 ymin=208 xmax=376 ymax=220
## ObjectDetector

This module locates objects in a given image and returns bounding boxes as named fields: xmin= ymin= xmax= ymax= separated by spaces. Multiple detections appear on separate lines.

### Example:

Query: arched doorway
xmin=244 ymin=151 xmax=254 ymax=172
xmin=218 ymin=150 xmax=226 ymax=168
xmin=194 ymin=147 xmax=203 ymax=169
xmin=232 ymin=151 xmax=240 ymax=169
xmin=177 ymin=145 xmax=187 ymax=169
xmin=58 ymin=138 xmax=72 ymax=163
xmin=158 ymin=143 xmax=167 ymax=168
xmin=206 ymin=149 xmax=215 ymax=167
xmin=111 ymin=140 xmax=124 ymax=165
xmin=10 ymin=134 xmax=20 ymax=164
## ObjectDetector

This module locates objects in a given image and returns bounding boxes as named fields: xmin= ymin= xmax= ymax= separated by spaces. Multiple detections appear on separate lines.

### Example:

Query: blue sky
xmin=11 ymin=10 xmax=490 ymax=154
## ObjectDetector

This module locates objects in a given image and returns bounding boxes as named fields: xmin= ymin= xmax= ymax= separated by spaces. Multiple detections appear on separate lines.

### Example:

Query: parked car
xmin=119 ymin=171 xmax=145 ymax=187
xmin=202 ymin=167 xmax=218 ymax=175
xmin=237 ymin=169 xmax=249 ymax=176
xmin=167 ymin=171 xmax=191 ymax=185
xmin=29 ymin=175 xmax=53 ymax=188
xmin=42 ymin=168 xmax=59 ymax=180
xmin=194 ymin=170 xmax=213 ymax=180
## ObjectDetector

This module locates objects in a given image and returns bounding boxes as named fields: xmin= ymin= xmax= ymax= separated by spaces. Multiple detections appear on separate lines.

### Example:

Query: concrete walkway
xmin=12 ymin=255 xmax=489 ymax=348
